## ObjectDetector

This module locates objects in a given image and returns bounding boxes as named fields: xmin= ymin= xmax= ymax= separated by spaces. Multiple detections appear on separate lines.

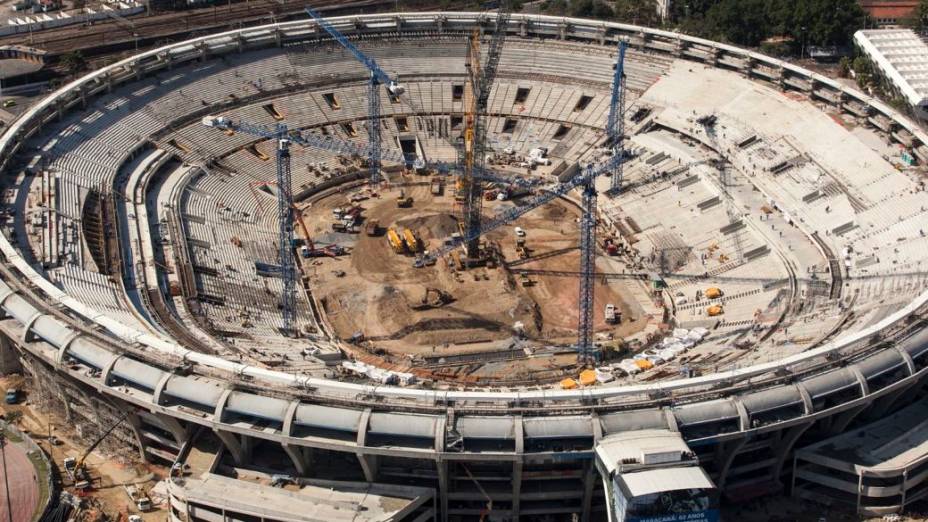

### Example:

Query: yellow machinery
xmin=560 ymin=378 xmax=578 ymax=390
xmin=705 ymin=287 xmax=723 ymax=299
xmin=403 ymin=229 xmax=419 ymax=252
xmin=707 ymin=305 xmax=724 ymax=317
xmin=387 ymin=228 xmax=405 ymax=254
xmin=579 ymin=370 xmax=597 ymax=386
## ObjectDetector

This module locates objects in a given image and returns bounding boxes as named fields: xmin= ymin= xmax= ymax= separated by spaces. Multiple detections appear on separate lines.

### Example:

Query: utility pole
xmin=0 ymin=431 xmax=12 ymax=522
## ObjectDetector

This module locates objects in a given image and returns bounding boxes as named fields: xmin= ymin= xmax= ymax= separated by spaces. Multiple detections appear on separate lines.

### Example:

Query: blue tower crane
xmin=306 ymin=6 xmax=405 ymax=187
xmin=200 ymin=117 xmax=298 ymax=335
xmin=607 ymin=40 xmax=628 ymax=195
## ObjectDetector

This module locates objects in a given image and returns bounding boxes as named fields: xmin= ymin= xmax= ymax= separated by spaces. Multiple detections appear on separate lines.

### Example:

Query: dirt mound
xmin=394 ymin=213 xmax=459 ymax=241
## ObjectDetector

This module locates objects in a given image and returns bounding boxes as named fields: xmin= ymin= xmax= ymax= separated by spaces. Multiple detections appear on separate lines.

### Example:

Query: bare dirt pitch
xmin=299 ymin=173 xmax=648 ymax=383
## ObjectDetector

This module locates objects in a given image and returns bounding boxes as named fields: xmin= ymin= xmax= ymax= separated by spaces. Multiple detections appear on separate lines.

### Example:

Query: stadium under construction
xmin=2 ymin=8 xmax=928 ymax=522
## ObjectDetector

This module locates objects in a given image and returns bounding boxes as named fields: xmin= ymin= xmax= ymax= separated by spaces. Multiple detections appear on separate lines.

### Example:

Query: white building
xmin=854 ymin=29 xmax=928 ymax=122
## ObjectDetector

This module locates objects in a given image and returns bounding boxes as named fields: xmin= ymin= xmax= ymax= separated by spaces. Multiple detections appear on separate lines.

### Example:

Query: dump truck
xmin=387 ymin=228 xmax=405 ymax=254
xmin=124 ymin=484 xmax=152 ymax=512
xmin=403 ymin=229 xmax=419 ymax=252
xmin=604 ymin=304 xmax=619 ymax=324
xmin=365 ymin=219 xmax=380 ymax=236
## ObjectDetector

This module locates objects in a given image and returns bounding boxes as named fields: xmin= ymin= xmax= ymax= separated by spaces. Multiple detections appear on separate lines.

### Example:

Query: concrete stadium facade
xmin=1 ymin=12 xmax=928 ymax=521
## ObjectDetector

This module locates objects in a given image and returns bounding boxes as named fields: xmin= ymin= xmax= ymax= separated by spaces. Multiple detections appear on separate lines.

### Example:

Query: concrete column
xmin=108 ymin=399 xmax=147 ymax=462
xmin=437 ymin=460 xmax=449 ymax=522
xmin=153 ymin=412 xmax=190 ymax=447
xmin=866 ymin=379 xmax=919 ymax=421
xmin=0 ymin=333 xmax=22 ymax=374
xmin=355 ymin=408 xmax=378 ymax=482
xmin=212 ymin=389 xmax=247 ymax=465
xmin=771 ymin=421 xmax=814 ymax=485
xmin=828 ymin=403 xmax=868 ymax=435
xmin=715 ymin=437 xmax=748 ymax=488
xmin=214 ymin=429 xmax=248 ymax=466
xmin=581 ymin=414 xmax=603 ymax=522
xmin=282 ymin=401 xmax=309 ymax=476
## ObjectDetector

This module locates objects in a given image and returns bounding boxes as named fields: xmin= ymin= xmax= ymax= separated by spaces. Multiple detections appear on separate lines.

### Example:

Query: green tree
xmin=613 ymin=0 xmax=659 ymax=25
xmin=903 ymin=0 xmax=928 ymax=32
xmin=540 ymin=0 xmax=567 ymax=15
xmin=569 ymin=0 xmax=614 ymax=18
xmin=60 ymin=51 xmax=87 ymax=75
xmin=838 ymin=56 xmax=851 ymax=77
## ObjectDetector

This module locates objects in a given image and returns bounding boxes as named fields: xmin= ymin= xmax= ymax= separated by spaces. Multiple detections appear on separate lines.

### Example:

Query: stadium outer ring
xmin=0 ymin=12 xmax=925 ymax=407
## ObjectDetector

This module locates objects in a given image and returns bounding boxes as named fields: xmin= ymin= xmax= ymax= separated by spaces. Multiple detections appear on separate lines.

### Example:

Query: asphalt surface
xmin=0 ymin=439 xmax=39 ymax=522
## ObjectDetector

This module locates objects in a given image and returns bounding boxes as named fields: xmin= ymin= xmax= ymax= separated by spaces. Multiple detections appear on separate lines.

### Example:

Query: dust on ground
xmin=300 ymin=174 xmax=651 ymax=382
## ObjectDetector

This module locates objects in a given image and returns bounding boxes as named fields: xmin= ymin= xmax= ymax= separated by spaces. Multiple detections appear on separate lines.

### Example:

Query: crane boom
xmin=305 ymin=6 xmax=401 ymax=93
xmin=201 ymin=116 xmax=540 ymax=189
xmin=417 ymin=153 xmax=625 ymax=266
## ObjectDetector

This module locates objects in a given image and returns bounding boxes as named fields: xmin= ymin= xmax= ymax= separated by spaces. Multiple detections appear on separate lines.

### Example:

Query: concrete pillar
xmin=771 ymin=421 xmax=814 ymax=486
xmin=581 ymin=414 xmax=603 ymax=522
xmin=107 ymin=399 xmax=147 ymax=462
xmin=355 ymin=408 xmax=378 ymax=482
xmin=0 ymin=333 xmax=22 ymax=375
xmin=214 ymin=429 xmax=248 ymax=466
xmin=282 ymin=401 xmax=309 ymax=476
xmin=828 ymin=403 xmax=868 ymax=435
xmin=437 ymin=460 xmax=449 ymax=522
xmin=715 ymin=437 xmax=748 ymax=488
xmin=153 ymin=412 xmax=190 ymax=447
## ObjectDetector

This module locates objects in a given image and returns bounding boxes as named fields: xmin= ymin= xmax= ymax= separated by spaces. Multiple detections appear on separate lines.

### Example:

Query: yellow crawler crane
xmin=387 ymin=228 xmax=405 ymax=254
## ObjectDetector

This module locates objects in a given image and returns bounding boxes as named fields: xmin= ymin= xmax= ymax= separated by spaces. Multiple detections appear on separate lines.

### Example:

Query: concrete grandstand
xmin=0 ymin=10 xmax=928 ymax=521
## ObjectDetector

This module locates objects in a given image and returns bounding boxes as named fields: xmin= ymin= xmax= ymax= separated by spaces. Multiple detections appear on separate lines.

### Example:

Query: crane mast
xmin=306 ymin=6 xmax=405 ymax=186
xmin=276 ymin=136 xmax=296 ymax=335
xmin=462 ymin=3 xmax=510 ymax=259
xmin=607 ymin=40 xmax=628 ymax=194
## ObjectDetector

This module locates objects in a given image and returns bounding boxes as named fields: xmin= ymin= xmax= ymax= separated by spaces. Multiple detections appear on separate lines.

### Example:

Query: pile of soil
xmin=394 ymin=213 xmax=459 ymax=242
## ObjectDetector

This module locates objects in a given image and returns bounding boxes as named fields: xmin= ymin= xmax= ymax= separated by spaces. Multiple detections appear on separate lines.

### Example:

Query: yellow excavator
xmin=63 ymin=412 xmax=129 ymax=488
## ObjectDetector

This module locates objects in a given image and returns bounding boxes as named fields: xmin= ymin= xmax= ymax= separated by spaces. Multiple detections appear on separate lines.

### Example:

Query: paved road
xmin=0 ymin=439 xmax=39 ymax=522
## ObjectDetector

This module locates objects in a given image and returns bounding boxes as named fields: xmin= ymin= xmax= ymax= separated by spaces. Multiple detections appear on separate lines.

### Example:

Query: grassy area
xmin=1 ymin=427 xmax=22 ymax=444
xmin=26 ymin=450 xmax=50 ymax=522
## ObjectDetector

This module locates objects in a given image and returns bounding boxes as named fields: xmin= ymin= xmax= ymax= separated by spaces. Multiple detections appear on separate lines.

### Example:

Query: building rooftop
xmin=173 ymin=473 xmax=435 ymax=521
xmin=855 ymin=29 xmax=928 ymax=108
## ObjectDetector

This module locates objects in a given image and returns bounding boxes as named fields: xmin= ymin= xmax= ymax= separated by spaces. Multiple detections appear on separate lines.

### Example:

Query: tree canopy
xmin=673 ymin=0 xmax=866 ymax=49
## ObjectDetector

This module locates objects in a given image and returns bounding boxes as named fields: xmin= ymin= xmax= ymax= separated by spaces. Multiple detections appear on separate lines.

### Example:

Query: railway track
xmin=3 ymin=0 xmax=468 ymax=56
